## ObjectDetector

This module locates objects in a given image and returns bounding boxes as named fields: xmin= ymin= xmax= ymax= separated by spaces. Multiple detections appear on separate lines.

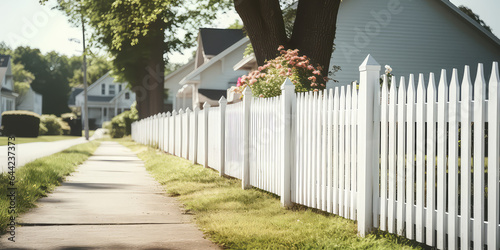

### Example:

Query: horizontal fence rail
xmin=131 ymin=55 xmax=500 ymax=250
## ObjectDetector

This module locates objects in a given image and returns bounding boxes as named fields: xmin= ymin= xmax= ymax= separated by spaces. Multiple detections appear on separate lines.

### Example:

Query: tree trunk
xmin=235 ymin=0 xmax=341 ymax=76
xmin=234 ymin=0 xmax=287 ymax=65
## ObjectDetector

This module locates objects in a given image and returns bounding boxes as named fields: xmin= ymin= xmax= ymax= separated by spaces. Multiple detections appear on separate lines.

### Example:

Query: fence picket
xmin=460 ymin=66 xmax=472 ymax=249
xmin=487 ymin=62 xmax=500 ymax=250
xmin=327 ymin=89 xmax=334 ymax=213
xmin=339 ymin=87 xmax=346 ymax=217
xmin=406 ymin=74 xmax=416 ymax=239
xmin=345 ymin=86 xmax=352 ymax=217
xmin=380 ymin=76 xmax=389 ymax=231
xmin=448 ymin=69 xmax=460 ymax=249
xmin=333 ymin=88 xmax=340 ymax=215
xmin=351 ymin=85 xmax=358 ymax=220
xmin=415 ymin=74 xmax=426 ymax=243
xmin=426 ymin=73 xmax=437 ymax=246
xmin=322 ymin=90 xmax=328 ymax=212
xmin=436 ymin=69 xmax=448 ymax=249
xmin=396 ymin=76 xmax=406 ymax=235
xmin=473 ymin=64 xmax=486 ymax=249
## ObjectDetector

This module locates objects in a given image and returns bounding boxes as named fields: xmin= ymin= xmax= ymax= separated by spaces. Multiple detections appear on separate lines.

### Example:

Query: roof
xmin=181 ymin=37 xmax=250 ymax=85
xmin=68 ymin=88 xmax=84 ymax=106
xmin=0 ymin=55 xmax=9 ymax=67
xmin=439 ymin=0 xmax=500 ymax=47
xmin=88 ymin=96 xmax=114 ymax=102
xmin=200 ymin=28 xmax=246 ymax=56
xmin=165 ymin=59 xmax=195 ymax=81
xmin=198 ymin=89 xmax=227 ymax=100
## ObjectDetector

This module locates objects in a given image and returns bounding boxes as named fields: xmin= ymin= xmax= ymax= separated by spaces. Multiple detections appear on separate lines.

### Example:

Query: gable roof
xmin=165 ymin=59 xmax=195 ymax=81
xmin=68 ymin=87 xmax=84 ymax=106
xmin=199 ymin=28 xmax=246 ymax=56
xmin=0 ymin=55 xmax=9 ymax=67
xmin=439 ymin=0 xmax=500 ymax=47
xmin=181 ymin=37 xmax=250 ymax=85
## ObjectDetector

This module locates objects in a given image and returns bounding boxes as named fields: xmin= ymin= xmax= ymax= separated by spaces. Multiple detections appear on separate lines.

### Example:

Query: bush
xmin=61 ymin=113 xmax=81 ymax=136
xmin=1 ymin=110 xmax=40 ymax=137
xmin=236 ymin=46 xmax=327 ymax=98
xmin=109 ymin=103 xmax=138 ymax=138
xmin=40 ymin=115 xmax=62 ymax=135
xmin=39 ymin=123 xmax=48 ymax=135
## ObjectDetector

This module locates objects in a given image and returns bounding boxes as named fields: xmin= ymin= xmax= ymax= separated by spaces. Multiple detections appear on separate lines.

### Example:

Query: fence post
xmin=178 ymin=109 xmax=184 ymax=157
xmin=242 ymin=86 xmax=252 ymax=189
xmin=219 ymin=97 xmax=227 ymax=176
xmin=192 ymin=107 xmax=199 ymax=164
xmin=280 ymin=78 xmax=295 ymax=207
xmin=203 ymin=102 xmax=211 ymax=168
xmin=185 ymin=108 xmax=191 ymax=159
xmin=172 ymin=110 xmax=177 ymax=154
xmin=357 ymin=54 xmax=381 ymax=236
xmin=166 ymin=112 xmax=171 ymax=153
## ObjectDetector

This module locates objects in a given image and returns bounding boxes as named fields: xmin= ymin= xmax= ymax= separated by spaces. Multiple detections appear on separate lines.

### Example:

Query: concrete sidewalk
xmin=0 ymin=141 xmax=219 ymax=250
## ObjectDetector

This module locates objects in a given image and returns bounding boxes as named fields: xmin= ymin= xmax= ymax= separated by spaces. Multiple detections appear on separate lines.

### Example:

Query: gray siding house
xmin=330 ymin=0 xmax=500 ymax=86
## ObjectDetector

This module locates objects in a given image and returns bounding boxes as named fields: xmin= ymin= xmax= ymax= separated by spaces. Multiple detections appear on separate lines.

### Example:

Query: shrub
xmin=61 ymin=113 xmax=81 ymax=136
xmin=40 ymin=115 xmax=62 ymax=135
xmin=109 ymin=103 xmax=138 ymax=138
xmin=1 ymin=110 xmax=40 ymax=137
xmin=39 ymin=123 xmax=48 ymax=135
xmin=236 ymin=46 xmax=327 ymax=98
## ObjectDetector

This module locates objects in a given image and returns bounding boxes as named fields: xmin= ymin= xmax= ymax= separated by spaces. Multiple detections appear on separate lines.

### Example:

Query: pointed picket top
xmin=449 ymin=68 xmax=460 ymax=102
xmin=346 ymin=84 xmax=352 ymax=110
xmin=179 ymin=109 xmax=184 ymax=114
xmin=203 ymin=102 xmax=211 ymax=109
xmin=398 ymin=76 xmax=406 ymax=105
xmin=388 ymin=76 xmax=397 ymax=104
xmin=243 ymin=86 xmax=252 ymax=97
xmin=417 ymin=73 xmax=426 ymax=102
xmin=381 ymin=75 xmax=389 ymax=104
xmin=428 ymin=73 xmax=437 ymax=103
xmin=334 ymin=87 xmax=340 ymax=107
xmin=408 ymin=74 xmax=416 ymax=102
xmin=218 ymin=96 xmax=227 ymax=105
xmin=172 ymin=110 xmax=177 ymax=116
xmin=166 ymin=111 xmax=171 ymax=117
xmin=359 ymin=54 xmax=381 ymax=71
xmin=352 ymin=82 xmax=359 ymax=108
xmin=281 ymin=77 xmax=295 ymax=90
xmin=474 ymin=63 xmax=486 ymax=100
xmin=438 ymin=69 xmax=448 ymax=102
xmin=185 ymin=107 xmax=192 ymax=113
xmin=462 ymin=66 xmax=473 ymax=102
xmin=490 ymin=62 xmax=500 ymax=96
xmin=193 ymin=106 xmax=200 ymax=112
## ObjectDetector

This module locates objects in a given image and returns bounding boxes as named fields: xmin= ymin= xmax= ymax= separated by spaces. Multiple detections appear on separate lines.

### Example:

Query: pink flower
xmin=277 ymin=45 xmax=284 ymax=51
xmin=259 ymin=94 xmax=264 ymax=97
xmin=307 ymin=65 xmax=314 ymax=71
xmin=313 ymin=70 xmax=321 ymax=75
xmin=237 ymin=77 xmax=242 ymax=87
xmin=250 ymin=79 xmax=257 ymax=85
xmin=308 ymin=76 xmax=316 ymax=81
xmin=258 ymin=66 xmax=264 ymax=71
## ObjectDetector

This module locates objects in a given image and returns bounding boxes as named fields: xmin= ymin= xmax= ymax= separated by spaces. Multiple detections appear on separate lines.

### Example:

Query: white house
xmin=234 ymin=0 xmax=500 ymax=88
xmin=16 ymin=88 xmax=43 ymax=115
xmin=173 ymin=28 xmax=249 ymax=110
xmin=68 ymin=71 xmax=135 ymax=129
xmin=0 ymin=55 xmax=18 ymax=126
xmin=164 ymin=59 xmax=195 ymax=112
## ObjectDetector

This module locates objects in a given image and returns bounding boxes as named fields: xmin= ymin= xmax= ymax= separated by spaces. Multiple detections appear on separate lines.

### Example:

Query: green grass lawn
xmin=0 ymin=135 xmax=81 ymax=146
xmin=0 ymin=141 xmax=100 ymax=233
xmin=118 ymin=137 xmax=426 ymax=249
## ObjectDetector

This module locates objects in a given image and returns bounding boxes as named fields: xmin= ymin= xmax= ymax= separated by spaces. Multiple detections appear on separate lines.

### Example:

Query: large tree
xmin=234 ymin=0 xmax=341 ymax=77
xmin=46 ymin=0 xmax=232 ymax=119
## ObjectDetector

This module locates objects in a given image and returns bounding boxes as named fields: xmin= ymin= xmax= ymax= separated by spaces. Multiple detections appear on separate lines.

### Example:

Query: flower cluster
xmin=380 ymin=65 xmax=394 ymax=87
xmin=235 ymin=46 xmax=327 ymax=98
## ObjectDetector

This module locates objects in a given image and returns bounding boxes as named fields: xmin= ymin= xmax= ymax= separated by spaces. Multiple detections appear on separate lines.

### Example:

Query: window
xmin=125 ymin=92 xmax=130 ymax=99
xmin=109 ymin=85 xmax=116 ymax=95
xmin=118 ymin=84 xmax=122 ymax=92
xmin=101 ymin=84 xmax=106 ymax=95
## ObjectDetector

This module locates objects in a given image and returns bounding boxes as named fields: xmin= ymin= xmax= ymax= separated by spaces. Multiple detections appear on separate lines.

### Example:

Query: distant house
xmin=16 ymin=88 xmax=43 ymax=115
xmin=0 ymin=55 xmax=18 ymax=126
xmin=169 ymin=28 xmax=249 ymax=110
xmin=68 ymin=71 xmax=135 ymax=129
xmin=164 ymin=59 xmax=195 ymax=112
xmin=235 ymin=0 xmax=500 ymax=88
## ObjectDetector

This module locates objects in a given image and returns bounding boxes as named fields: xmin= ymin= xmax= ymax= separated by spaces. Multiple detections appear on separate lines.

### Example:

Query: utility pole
xmin=81 ymin=14 xmax=89 ymax=140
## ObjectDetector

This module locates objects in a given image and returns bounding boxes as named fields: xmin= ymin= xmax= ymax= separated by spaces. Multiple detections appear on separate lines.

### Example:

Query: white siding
xmin=164 ymin=61 xmax=195 ymax=105
xmin=330 ymin=0 xmax=500 ymax=87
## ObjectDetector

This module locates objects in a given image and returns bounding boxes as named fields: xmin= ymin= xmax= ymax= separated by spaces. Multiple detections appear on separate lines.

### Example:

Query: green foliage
xmin=237 ymin=46 xmax=326 ymax=98
xmin=459 ymin=5 xmax=492 ymax=33
xmin=39 ymin=123 xmax=48 ymax=135
xmin=243 ymin=43 xmax=254 ymax=57
xmin=1 ymin=110 xmax=40 ymax=137
xmin=0 ymin=142 xmax=99 ymax=234
xmin=39 ymin=115 xmax=70 ymax=135
xmin=109 ymin=102 xmax=138 ymax=138
xmin=68 ymin=55 xmax=112 ymax=87
xmin=227 ymin=19 xmax=243 ymax=29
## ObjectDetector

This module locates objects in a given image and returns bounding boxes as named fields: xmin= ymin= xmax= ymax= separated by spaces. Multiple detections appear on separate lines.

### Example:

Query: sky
xmin=0 ymin=0 xmax=498 ymax=65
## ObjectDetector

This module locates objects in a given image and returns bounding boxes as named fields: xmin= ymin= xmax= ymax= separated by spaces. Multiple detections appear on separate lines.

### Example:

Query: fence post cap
xmin=218 ymin=96 xmax=227 ymax=104
xmin=281 ymin=77 xmax=295 ymax=90
xmin=359 ymin=54 xmax=381 ymax=71
xmin=243 ymin=86 xmax=252 ymax=96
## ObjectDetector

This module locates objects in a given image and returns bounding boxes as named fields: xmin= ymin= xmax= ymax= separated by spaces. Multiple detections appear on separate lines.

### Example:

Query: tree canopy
xmin=458 ymin=5 xmax=492 ymax=33
xmin=46 ymin=0 xmax=232 ymax=118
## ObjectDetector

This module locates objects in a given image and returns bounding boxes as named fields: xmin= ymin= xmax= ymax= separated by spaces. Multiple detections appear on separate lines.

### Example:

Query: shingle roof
xmin=200 ymin=28 xmax=245 ymax=56
xmin=0 ymin=55 xmax=9 ymax=68
xmin=68 ymin=88 xmax=84 ymax=106
xmin=88 ymin=95 xmax=114 ymax=102
xmin=198 ymin=88 xmax=227 ymax=100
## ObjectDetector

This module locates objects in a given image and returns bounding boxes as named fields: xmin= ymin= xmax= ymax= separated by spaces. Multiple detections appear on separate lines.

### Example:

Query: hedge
xmin=1 ymin=110 xmax=40 ymax=137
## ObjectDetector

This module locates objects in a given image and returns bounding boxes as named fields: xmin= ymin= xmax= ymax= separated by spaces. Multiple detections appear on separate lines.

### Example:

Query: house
xmin=16 ymin=88 xmax=43 ymax=115
xmin=235 ymin=0 xmax=500 ymax=88
xmin=0 ymin=55 xmax=18 ymax=126
xmin=164 ymin=59 xmax=195 ymax=112
xmin=170 ymin=28 xmax=249 ymax=110
xmin=68 ymin=71 xmax=135 ymax=129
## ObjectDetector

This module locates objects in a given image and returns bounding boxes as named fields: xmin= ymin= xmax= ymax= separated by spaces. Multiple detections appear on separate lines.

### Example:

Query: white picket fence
xmin=132 ymin=55 xmax=500 ymax=249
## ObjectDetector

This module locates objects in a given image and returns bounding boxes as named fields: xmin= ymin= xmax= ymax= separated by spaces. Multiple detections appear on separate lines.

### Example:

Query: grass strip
xmin=0 ymin=141 xmax=100 ymax=233
xmin=0 ymin=135 xmax=82 ymax=146
xmin=119 ymin=138 xmax=426 ymax=249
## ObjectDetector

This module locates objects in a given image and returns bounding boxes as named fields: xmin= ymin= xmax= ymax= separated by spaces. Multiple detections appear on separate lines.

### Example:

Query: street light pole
xmin=81 ymin=14 xmax=89 ymax=140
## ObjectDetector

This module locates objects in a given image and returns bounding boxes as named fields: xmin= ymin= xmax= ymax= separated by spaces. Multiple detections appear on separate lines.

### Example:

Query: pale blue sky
xmin=0 ymin=0 xmax=498 ymax=64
